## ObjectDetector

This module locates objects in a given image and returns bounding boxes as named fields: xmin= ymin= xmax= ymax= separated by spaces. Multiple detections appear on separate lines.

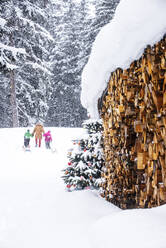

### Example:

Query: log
xmin=99 ymin=35 xmax=166 ymax=209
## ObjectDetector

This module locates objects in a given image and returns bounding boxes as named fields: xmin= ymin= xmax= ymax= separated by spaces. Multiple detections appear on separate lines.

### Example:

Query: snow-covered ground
xmin=0 ymin=127 xmax=166 ymax=248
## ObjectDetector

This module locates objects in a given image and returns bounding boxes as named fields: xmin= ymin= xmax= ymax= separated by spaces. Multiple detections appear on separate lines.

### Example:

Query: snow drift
xmin=0 ymin=128 xmax=166 ymax=248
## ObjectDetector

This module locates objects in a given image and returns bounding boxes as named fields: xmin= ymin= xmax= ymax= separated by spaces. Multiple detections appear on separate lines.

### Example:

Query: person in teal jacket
xmin=24 ymin=129 xmax=32 ymax=148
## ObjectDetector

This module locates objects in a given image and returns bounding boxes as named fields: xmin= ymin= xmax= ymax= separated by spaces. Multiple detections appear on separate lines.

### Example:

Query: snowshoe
xmin=23 ymin=145 xmax=31 ymax=152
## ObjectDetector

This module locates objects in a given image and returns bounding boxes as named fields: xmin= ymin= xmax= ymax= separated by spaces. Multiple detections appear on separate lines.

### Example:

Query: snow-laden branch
xmin=17 ymin=105 xmax=31 ymax=119
xmin=35 ymin=23 xmax=55 ymax=42
xmin=0 ymin=17 xmax=7 ymax=28
xmin=0 ymin=42 xmax=26 ymax=70
xmin=25 ymin=62 xmax=53 ymax=75
xmin=23 ymin=1 xmax=46 ymax=19
xmin=19 ymin=17 xmax=54 ymax=42
xmin=0 ymin=43 xmax=26 ymax=57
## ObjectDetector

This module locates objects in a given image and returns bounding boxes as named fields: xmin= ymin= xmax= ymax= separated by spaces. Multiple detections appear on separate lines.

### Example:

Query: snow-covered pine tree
xmin=82 ymin=119 xmax=104 ymax=134
xmin=0 ymin=0 xmax=53 ymax=127
xmin=14 ymin=0 xmax=54 ymax=126
xmin=46 ymin=0 xmax=88 ymax=127
xmin=0 ymin=1 xmax=26 ymax=127
xmin=0 ymin=0 xmax=120 ymax=128
xmin=46 ymin=0 xmax=120 ymax=127
xmin=62 ymin=119 xmax=105 ymax=191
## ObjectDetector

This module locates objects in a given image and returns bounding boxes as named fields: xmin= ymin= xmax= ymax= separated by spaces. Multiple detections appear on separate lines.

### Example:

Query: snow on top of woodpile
xmin=81 ymin=0 xmax=166 ymax=118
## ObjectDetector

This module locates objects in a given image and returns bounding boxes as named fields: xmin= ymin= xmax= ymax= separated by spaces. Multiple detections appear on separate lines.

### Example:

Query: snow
xmin=0 ymin=44 xmax=25 ymax=56
xmin=0 ymin=127 xmax=166 ymax=248
xmin=26 ymin=62 xmax=52 ymax=75
xmin=90 ymin=206 xmax=166 ymax=248
xmin=0 ymin=17 xmax=6 ymax=27
xmin=17 ymin=14 xmax=54 ymax=42
xmin=0 ymin=43 xmax=26 ymax=69
xmin=81 ymin=0 xmax=166 ymax=118
xmin=87 ymin=4 xmax=96 ymax=19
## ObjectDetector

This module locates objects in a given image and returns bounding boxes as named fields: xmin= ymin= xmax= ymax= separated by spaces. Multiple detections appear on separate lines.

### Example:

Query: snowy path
xmin=0 ymin=128 xmax=117 ymax=248
xmin=1 ymin=127 xmax=166 ymax=248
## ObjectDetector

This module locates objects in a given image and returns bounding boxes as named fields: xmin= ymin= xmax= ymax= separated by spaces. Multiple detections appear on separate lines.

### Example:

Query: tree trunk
xmin=10 ymin=69 xmax=19 ymax=127
xmin=43 ymin=0 xmax=48 ymax=8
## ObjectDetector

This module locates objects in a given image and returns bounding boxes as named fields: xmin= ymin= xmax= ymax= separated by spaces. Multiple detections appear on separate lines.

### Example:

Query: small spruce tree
xmin=62 ymin=119 xmax=105 ymax=191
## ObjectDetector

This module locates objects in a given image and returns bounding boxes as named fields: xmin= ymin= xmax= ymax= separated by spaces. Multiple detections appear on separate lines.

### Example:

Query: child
xmin=43 ymin=130 xmax=52 ymax=149
xmin=24 ymin=129 xmax=32 ymax=148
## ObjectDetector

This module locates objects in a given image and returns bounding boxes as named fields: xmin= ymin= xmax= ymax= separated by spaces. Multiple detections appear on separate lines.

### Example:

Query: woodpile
xmin=99 ymin=35 xmax=166 ymax=209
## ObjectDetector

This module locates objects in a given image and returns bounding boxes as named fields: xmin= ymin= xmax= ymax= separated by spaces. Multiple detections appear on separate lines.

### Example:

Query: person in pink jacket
xmin=43 ymin=130 xmax=52 ymax=149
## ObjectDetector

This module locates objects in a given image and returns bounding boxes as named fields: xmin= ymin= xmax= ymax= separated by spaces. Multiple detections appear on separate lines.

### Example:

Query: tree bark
xmin=43 ymin=0 xmax=48 ymax=8
xmin=10 ymin=69 xmax=19 ymax=127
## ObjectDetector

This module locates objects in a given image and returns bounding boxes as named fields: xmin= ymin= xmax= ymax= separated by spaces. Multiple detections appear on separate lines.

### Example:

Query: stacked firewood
xmin=99 ymin=35 xmax=166 ymax=209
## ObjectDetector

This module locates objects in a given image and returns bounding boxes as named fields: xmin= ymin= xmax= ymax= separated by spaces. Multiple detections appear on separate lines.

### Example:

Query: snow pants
xmin=24 ymin=138 xmax=30 ymax=148
xmin=35 ymin=138 xmax=41 ymax=147
xmin=45 ymin=141 xmax=51 ymax=149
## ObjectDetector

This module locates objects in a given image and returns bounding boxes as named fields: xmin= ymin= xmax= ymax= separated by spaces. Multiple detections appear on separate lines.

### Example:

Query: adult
xmin=32 ymin=123 xmax=45 ymax=147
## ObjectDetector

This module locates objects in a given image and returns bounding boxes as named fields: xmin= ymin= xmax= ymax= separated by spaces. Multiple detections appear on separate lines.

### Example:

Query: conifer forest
xmin=0 ymin=0 xmax=119 ymax=128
